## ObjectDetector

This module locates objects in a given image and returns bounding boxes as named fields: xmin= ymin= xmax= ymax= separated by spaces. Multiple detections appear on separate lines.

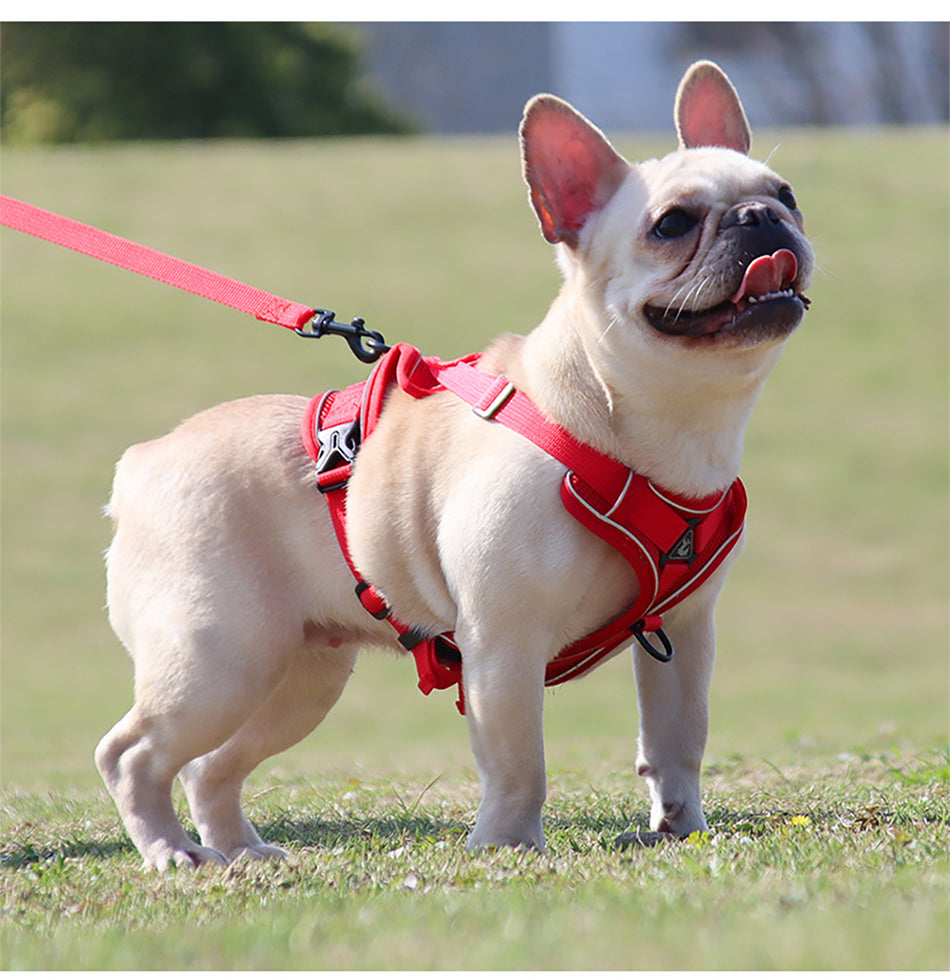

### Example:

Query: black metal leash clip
xmin=296 ymin=308 xmax=390 ymax=364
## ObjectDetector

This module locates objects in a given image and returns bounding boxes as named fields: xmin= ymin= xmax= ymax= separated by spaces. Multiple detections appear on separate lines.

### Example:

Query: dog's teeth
xmin=747 ymin=288 xmax=794 ymax=305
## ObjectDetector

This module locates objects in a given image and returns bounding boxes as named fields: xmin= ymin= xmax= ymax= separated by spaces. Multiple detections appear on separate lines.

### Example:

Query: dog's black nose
xmin=721 ymin=202 xmax=780 ymax=229
xmin=720 ymin=201 xmax=796 ymax=264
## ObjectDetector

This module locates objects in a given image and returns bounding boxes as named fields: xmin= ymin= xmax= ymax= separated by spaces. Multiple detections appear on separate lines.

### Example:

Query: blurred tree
xmin=0 ymin=22 xmax=414 ymax=143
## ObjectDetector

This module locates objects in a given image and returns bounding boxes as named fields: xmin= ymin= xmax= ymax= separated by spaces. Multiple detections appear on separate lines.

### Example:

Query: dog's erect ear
xmin=675 ymin=61 xmax=751 ymax=155
xmin=520 ymin=95 xmax=628 ymax=247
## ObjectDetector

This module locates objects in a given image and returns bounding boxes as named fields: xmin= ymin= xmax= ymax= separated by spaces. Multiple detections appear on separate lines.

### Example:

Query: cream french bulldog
xmin=96 ymin=61 xmax=813 ymax=869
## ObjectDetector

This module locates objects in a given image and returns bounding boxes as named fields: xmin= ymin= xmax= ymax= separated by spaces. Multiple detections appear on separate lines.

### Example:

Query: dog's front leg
xmin=459 ymin=626 xmax=549 ymax=853
xmin=632 ymin=593 xmax=719 ymax=839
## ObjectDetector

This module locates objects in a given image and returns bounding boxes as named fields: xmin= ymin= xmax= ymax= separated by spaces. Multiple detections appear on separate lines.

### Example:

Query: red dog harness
xmin=302 ymin=343 xmax=747 ymax=713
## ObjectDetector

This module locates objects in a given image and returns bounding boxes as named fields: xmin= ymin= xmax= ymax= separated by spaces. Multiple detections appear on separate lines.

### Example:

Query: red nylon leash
xmin=0 ymin=194 xmax=315 ymax=331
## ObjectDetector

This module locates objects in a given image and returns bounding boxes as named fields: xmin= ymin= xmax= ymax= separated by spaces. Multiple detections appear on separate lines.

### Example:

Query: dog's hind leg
xmin=97 ymin=395 xmax=357 ymax=868
xmin=178 ymin=641 xmax=358 ymax=861
xmin=94 ymin=629 xmax=298 ymax=870
xmin=97 ymin=559 xmax=311 ymax=869
xmin=95 ymin=707 xmax=233 ymax=869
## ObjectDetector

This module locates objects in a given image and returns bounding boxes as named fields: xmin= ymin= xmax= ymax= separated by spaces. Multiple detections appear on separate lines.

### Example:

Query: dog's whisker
xmin=764 ymin=142 xmax=782 ymax=166
xmin=673 ymin=276 xmax=712 ymax=323
xmin=663 ymin=279 xmax=700 ymax=320
xmin=663 ymin=286 xmax=688 ymax=318
xmin=597 ymin=309 xmax=624 ymax=346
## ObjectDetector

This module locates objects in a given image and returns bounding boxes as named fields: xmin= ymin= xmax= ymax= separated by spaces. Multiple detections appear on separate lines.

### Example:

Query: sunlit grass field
xmin=2 ymin=126 xmax=947 ymax=969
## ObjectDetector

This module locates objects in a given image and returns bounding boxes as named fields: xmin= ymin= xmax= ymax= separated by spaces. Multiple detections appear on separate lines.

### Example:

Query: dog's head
xmin=520 ymin=61 xmax=814 ymax=358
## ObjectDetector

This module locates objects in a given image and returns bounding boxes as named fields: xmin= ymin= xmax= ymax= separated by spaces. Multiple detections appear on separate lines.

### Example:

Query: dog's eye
xmin=778 ymin=185 xmax=798 ymax=211
xmin=653 ymin=208 xmax=699 ymax=240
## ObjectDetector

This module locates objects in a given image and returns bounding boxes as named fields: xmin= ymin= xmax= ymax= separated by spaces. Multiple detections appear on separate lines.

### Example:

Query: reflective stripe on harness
xmin=302 ymin=343 xmax=747 ymax=715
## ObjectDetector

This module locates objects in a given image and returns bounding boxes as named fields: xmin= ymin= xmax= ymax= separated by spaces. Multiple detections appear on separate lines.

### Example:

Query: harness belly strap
xmin=302 ymin=343 xmax=747 ymax=715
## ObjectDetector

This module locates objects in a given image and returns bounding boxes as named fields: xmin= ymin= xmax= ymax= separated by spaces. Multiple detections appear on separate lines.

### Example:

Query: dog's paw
xmin=226 ymin=842 xmax=288 ymax=863
xmin=614 ymin=829 xmax=678 ymax=849
xmin=146 ymin=841 xmax=229 ymax=871
xmin=466 ymin=822 xmax=546 ymax=854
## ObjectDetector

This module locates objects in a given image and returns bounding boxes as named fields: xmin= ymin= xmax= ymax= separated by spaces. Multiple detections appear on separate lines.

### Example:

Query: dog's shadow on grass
xmin=4 ymin=803 xmax=940 ymax=870
xmin=260 ymin=812 xmax=471 ymax=850
xmin=260 ymin=810 xmax=649 ymax=853
xmin=1 ymin=837 xmax=136 ymax=870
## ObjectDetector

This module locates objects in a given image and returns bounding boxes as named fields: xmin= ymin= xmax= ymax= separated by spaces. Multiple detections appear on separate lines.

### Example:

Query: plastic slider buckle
xmin=472 ymin=377 xmax=516 ymax=420
xmin=355 ymin=580 xmax=390 ymax=620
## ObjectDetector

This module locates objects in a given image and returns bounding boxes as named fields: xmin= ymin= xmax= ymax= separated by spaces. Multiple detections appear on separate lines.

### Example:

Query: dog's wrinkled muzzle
xmin=644 ymin=238 xmax=810 ymax=341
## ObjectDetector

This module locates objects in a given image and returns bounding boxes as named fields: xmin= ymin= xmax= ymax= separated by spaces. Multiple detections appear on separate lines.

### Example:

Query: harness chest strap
xmin=302 ymin=343 xmax=747 ymax=714
xmin=301 ymin=362 xmax=469 ymax=710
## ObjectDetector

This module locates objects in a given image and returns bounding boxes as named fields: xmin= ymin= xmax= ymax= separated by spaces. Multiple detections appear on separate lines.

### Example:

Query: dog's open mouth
xmin=645 ymin=249 xmax=811 ymax=340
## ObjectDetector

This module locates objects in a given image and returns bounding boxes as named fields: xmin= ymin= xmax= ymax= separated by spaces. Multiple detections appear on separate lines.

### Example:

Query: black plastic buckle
xmin=314 ymin=417 xmax=361 ymax=479
xmin=397 ymin=626 xmax=429 ymax=651
xmin=632 ymin=621 xmax=674 ymax=663
xmin=295 ymin=309 xmax=390 ymax=364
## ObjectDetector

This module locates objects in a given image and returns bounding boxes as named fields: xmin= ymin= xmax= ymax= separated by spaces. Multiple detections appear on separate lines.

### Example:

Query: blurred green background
xmin=0 ymin=23 xmax=412 ymax=143
xmin=2 ymin=121 xmax=946 ymax=794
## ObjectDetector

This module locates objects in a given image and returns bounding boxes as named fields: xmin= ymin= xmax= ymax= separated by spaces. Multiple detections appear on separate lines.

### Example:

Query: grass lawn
xmin=1 ymin=125 xmax=948 ymax=969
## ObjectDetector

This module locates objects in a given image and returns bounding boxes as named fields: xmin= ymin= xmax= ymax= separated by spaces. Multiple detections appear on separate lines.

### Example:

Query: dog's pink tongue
xmin=730 ymin=249 xmax=798 ymax=302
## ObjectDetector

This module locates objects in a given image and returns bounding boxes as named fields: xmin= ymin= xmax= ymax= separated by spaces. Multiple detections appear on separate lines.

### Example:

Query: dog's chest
xmin=299 ymin=343 xmax=748 ymax=712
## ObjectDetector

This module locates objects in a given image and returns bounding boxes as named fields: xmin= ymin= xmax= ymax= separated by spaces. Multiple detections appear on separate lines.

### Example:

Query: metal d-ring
xmin=632 ymin=621 xmax=675 ymax=663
